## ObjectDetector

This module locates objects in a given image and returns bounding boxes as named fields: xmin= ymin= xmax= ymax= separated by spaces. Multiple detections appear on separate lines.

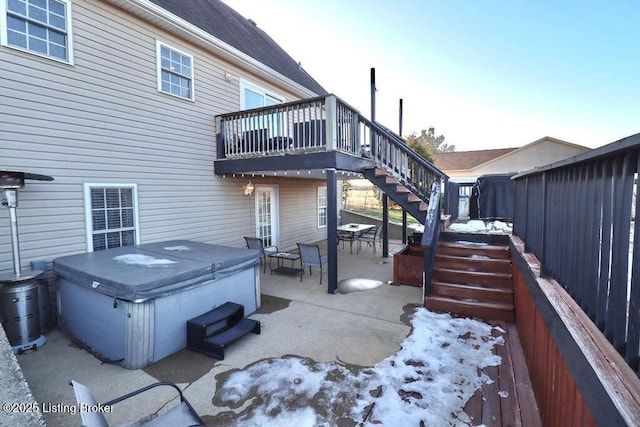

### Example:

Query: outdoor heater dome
xmin=0 ymin=170 xmax=53 ymax=353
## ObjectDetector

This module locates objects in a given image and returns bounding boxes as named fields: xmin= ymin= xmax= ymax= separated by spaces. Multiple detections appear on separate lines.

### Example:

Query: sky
xmin=223 ymin=0 xmax=640 ymax=152
xmin=210 ymin=307 xmax=504 ymax=426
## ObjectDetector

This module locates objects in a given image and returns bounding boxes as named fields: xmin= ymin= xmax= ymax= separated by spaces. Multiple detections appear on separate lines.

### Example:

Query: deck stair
xmin=425 ymin=238 xmax=515 ymax=322
xmin=187 ymin=301 xmax=260 ymax=360
xmin=362 ymin=166 xmax=428 ymax=223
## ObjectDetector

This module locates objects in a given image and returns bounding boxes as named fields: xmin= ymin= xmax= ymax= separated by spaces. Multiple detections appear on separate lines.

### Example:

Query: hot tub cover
xmin=53 ymin=241 xmax=260 ymax=302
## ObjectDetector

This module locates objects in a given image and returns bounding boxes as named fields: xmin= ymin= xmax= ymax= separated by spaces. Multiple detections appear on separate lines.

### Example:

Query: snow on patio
xmin=209 ymin=308 xmax=504 ymax=426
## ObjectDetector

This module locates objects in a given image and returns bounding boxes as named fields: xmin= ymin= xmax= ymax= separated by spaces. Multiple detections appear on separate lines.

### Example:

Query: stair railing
xmin=421 ymin=182 xmax=442 ymax=298
xmin=358 ymin=117 xmax=447 ymax=203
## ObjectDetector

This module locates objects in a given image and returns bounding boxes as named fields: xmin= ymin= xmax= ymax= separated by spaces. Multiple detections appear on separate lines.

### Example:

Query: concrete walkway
xmin=17 ymin=239 xmax=423 ymax=426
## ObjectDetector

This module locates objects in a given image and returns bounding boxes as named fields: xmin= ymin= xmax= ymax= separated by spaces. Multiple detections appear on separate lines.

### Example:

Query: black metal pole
xmin=399 ymin=98 xmax=407 ymax=244
xmin=370 ymin=68 xmax=376 ymax=157
xmin=326 ymin=168 xmax=338 ymax=294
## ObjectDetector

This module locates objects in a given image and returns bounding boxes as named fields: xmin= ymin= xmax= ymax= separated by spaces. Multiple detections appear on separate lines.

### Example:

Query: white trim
xmin=0 ymin=0 xmax=74 ymax=65
xmin=105 ymin=0 xmax=318 ymax=99
xmin=155 ymin=40 xmax=195 ymax=101
xmin=317 ymin=185 xmax=327 ymax=229
xmin=83 ymin=183 xmax=140 ymax=252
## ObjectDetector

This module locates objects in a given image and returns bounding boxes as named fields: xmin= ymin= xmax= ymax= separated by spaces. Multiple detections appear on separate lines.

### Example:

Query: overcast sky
xmin=222 ymin=0 xmax=639 ymax=151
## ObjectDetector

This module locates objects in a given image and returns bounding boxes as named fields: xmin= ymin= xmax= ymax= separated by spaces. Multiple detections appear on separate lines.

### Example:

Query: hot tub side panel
xmin=152 ymin=266 xmax=259 ymax=363
xmin=58 ymin=279 xmax=128 ymax=362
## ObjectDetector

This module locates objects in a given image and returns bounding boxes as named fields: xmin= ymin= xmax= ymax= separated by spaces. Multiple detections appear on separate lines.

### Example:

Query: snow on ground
xmin=448 ymin=220 xmax=512 ymax=234
xmin=211 ymin=308 xmax=504 ymax=426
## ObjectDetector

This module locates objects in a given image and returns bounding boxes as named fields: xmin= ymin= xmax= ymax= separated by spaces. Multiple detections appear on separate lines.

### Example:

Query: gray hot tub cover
xmin=53 ymin=241 xmax=260 ymax=302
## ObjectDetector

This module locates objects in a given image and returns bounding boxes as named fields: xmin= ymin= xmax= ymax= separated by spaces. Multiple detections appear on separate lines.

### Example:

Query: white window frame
xmin=317 ymin=186 xmax=327 ymax=228
xmin=240 ymin=79 xmax=284 ymax=110
xmin=156 ymin=40 xmax=194 ymax=101
xmin=0 ymin=0 xmax=74 ymax=64
xmin=83 ymin=183 xmax=140 ymax=252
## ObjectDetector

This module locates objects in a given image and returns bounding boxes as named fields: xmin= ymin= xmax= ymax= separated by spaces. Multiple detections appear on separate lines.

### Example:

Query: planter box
xmin=393 ymin=245 xmax=424 ymax=287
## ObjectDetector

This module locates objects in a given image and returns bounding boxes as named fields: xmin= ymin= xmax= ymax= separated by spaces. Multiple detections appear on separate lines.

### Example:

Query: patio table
xmin=269 ymin=252 xmax=302 ymax=276
xmin=337 ymin=223 xmax=375 ymax=254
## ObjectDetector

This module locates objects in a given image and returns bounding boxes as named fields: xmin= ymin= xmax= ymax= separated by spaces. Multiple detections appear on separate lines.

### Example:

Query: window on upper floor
xmin=84 ymin=184 xmax=139 ymax=252
xmin=1 ymin=0 xmax=73 ymax=63
xmin=318 ymin=186 xmax=328 ymax=228
xmin=156 ymin=41 xmax=194 ymax=101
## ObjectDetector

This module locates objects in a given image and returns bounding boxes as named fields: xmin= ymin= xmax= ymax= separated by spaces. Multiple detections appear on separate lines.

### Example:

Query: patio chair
xmin=356 ymin=225 xmax=383 ymax=255
xmin=69 ymin=380 xmax=204 ymax=427
xmin=337 ymin=229 xmax=357 ymax=254
xmin=244 ymin=236 xmax=278 ymax=273
xmin=297 ymin=242 xmax=327 ymax=284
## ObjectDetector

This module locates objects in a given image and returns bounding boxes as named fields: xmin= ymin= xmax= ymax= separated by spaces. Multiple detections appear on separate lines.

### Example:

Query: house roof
xmin=148 ymin=0 xmax=327 ymax=96
xmin=432 ymin=148 xmax=517 ymax=171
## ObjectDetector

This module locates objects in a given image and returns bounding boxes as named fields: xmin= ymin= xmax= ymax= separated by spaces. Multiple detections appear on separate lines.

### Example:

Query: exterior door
xmin=255 ymin=186 xmax=279 ymax=248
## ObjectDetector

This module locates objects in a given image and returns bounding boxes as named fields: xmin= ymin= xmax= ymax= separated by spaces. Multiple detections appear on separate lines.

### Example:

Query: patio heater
xmin=0 ymin=171 xmax=53 ymax=353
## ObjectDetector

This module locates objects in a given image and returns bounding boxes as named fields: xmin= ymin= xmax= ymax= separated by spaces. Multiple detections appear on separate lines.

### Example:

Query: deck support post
xmin=326 ymin=168 xmax=338 ymax=294
xmin=382 ymin=194 xmax=389 ymax=258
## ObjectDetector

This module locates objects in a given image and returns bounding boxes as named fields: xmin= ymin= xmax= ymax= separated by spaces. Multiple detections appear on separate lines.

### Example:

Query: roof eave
xmin=105 ymin=0 xmax=318 ymax=99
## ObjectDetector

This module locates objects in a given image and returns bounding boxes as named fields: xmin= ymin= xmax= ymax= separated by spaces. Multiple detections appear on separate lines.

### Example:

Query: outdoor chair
xmin=244 ymin=236 xmax=278 ymax=273
xmin=356 ymin=225 xmax=383 ymax=255
xmin=337 ymin=229 xmax=357 ymax=254
xmin=297 ymin=242 xmax=327 ymax=284
xmin=69 ymin=380 xmax=204 ymax=427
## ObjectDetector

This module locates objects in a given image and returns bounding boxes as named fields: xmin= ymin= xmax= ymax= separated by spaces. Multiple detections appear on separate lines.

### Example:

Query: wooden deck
xmin=465 ymin=321 xmax=542 ymax=427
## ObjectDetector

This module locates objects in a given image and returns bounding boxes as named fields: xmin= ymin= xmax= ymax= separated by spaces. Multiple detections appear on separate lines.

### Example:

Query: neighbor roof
xmin=432 ymin=148 xmax=517 ymax=171
xmin=149 ymin=0 xmax=327 ymax=96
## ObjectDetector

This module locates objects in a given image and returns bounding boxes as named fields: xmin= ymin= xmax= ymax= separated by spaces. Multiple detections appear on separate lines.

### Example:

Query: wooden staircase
xmin=362 ymin=166 xmax=428 ymax=222
xmin=425 ymin=239 xmax=515 ymax=322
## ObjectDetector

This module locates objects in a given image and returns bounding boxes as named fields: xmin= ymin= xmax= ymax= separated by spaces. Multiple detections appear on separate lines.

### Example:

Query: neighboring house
xmin=0 ymin=0 xmax=331 ymax=274
xmin=432 ymin=136 xmax=591 ymax=184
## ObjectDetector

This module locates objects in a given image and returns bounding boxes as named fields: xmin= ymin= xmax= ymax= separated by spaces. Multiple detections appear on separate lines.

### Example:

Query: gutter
xmin=105 ymin=0 xmax=319 ymax=99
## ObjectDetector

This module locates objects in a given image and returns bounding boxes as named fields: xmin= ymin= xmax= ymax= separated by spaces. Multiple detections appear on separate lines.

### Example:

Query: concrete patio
xmin=16 ymin=239 xmax=424 ymax=426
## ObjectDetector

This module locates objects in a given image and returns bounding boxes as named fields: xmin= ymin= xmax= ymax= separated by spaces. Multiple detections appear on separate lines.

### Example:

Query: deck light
xmin=244 ymin=181 xmax=254 ymax=196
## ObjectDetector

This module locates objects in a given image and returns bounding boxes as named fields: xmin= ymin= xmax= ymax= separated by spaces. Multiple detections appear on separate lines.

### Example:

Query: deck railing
xmin=216 ymin=94 xmax=446 ymax=204
xmin=513 ymin=132 xmax=640 ymax=373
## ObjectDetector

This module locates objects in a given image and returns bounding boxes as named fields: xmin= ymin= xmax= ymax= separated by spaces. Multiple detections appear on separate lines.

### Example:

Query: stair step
xmin=425 ymin=296 xmax=515 ymax=322
xmin=199 ymin=318 xmax=261 ymax=360
xmin=437 ymin=241 xmax=511 ymax=259
xmin=187 ymin=302 xmax=244 ymax=341
xmin=395 ymin=184 xmax=410 ymax=193
xmin=373 ymin=167 xmax=387 ymax=177
xmin=433 ymin=267 xmax=513 ymax=288
xmin=187 ymin=302 xmax=261 ymax=360
xmin=431 ymin=281 xmax=514 ymax=305
xmin=385 ymin=176 xmax=399 ymax=185
xmin=435 ymin=254 xmax=512 ymax=274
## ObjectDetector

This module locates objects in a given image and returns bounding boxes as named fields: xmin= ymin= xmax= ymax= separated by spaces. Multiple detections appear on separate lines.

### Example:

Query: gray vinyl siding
xmin=0 ymin=0 xmax=322 ymax=274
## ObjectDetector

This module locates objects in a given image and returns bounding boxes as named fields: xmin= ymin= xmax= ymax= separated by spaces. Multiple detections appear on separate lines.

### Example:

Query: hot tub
xmin=53 ymin=240 xmax=260 ymax=369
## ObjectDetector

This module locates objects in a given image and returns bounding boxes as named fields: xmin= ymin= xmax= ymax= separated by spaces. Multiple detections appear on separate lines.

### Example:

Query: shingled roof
xmin=149 ymin=0 xmax=327 ymax=96
xmin=432 ymin=148 xmax=517 ymax=170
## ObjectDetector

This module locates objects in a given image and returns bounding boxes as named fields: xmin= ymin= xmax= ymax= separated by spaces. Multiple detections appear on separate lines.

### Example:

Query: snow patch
xmin=213 ymin=308 xmax=503 ymax=426
xmin=112 ymin=254 xmax=176 ymax=267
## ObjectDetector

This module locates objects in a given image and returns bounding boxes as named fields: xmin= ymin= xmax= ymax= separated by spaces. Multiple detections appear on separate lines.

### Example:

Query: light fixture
xmin=244 ymin=181 xmax=255 ymax=196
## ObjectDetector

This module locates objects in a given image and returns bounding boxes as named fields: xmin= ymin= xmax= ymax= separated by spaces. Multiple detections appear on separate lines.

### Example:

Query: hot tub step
xmin=199 ymin=318 xmax=261 ymax=360
xmin=186 ymin=302 xmax=260 ymax=360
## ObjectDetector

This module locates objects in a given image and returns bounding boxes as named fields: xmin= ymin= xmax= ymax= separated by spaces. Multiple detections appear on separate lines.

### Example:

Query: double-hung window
xmin=317 ymin=186 xmax=328 ymax=228
xmin=157 ymin=41 xmax=194 ymax=100
xmin=2 ymin=0 xmax=73 ymax=62
xmin=84 ymin=184 xmax=139 ymax=252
